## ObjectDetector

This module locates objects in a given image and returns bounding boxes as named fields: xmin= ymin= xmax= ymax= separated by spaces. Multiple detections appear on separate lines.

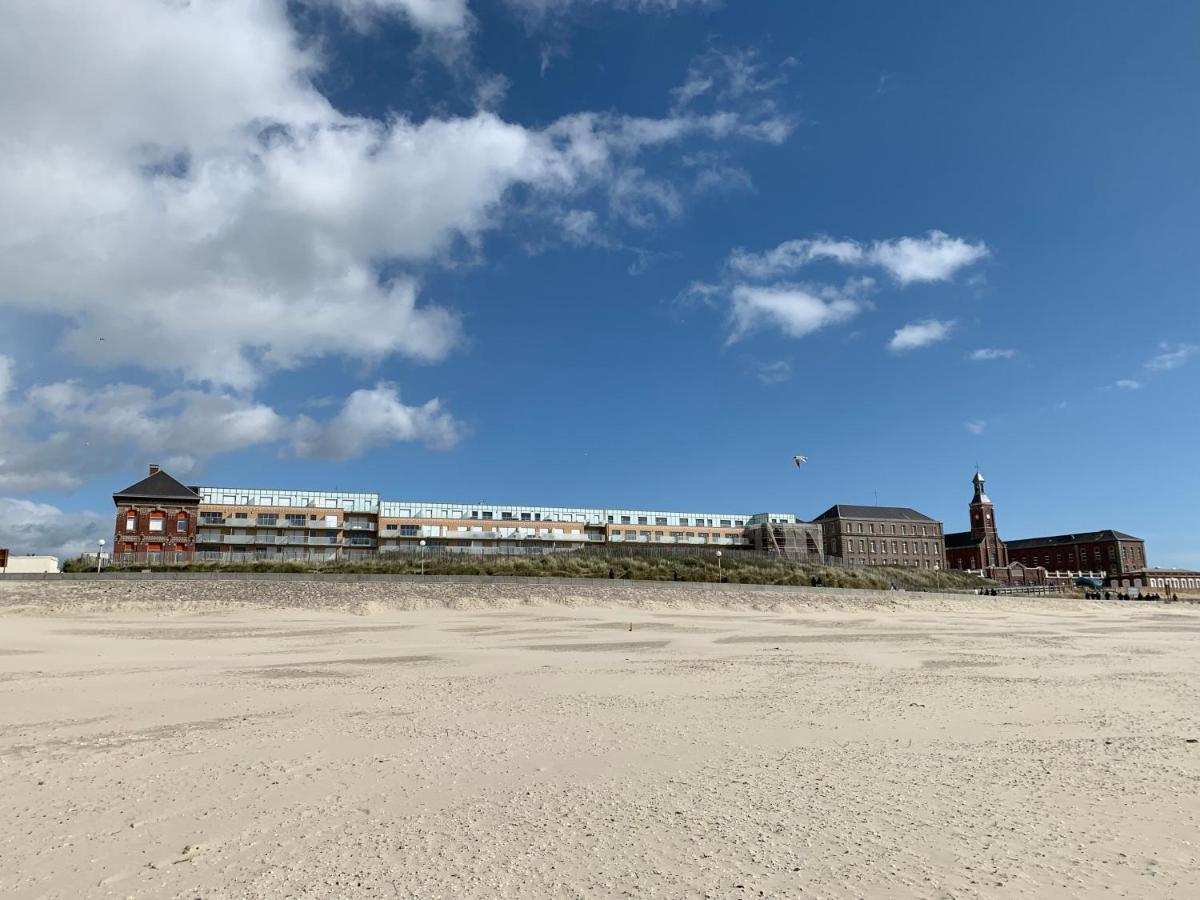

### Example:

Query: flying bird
xmin=793 ymin=455 xmax=808 ymax=467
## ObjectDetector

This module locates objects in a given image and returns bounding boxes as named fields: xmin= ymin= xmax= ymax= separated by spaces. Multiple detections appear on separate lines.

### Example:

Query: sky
xmin=1 ymin=0 xmax=1197 ymax=566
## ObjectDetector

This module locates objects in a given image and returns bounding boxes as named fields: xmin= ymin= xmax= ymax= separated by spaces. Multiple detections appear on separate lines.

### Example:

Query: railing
xmin=343 ymin=522 xmax=377 ymax=532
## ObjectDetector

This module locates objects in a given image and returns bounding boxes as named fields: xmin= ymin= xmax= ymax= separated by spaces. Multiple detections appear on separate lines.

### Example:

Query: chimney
xmin=148 ymin=464 xmax=160 ymax=476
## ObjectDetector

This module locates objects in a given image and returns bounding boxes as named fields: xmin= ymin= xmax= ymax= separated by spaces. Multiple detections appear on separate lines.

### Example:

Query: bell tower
xmin=968 ymin=471 xmax=1007 ymax=567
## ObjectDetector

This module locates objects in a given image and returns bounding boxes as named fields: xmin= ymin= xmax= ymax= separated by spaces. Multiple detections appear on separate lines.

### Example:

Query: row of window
xmin=833 ymin=539 xmax=938 ymax=556
xmin=124 ymin=510 xmax=188 ymax=534
xmin=841 ymin=521 xmax=934 ymax=537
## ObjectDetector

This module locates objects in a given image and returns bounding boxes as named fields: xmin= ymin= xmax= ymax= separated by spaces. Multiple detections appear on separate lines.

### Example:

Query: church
xmin=944 ymin=472 xmax=1046 ymax=586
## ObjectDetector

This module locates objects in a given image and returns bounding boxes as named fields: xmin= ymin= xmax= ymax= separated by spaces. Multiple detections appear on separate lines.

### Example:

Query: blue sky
xmin=1 ymin=0 xmax=1197 ymax=565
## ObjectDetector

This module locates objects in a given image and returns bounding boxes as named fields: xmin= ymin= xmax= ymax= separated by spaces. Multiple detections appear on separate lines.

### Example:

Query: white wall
xmin=1 ymin=555 xmax=60 ymax=574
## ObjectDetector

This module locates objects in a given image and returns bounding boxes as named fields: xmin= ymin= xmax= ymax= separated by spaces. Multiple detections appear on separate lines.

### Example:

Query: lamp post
xmin=716 ymin=549 xmax=722 ymax=583
xmin=934 ymin=562 xmax=940 ymax=594
xmin=96 ymin=539 xmax=105 ymax=574
xmin=419 ymin=539 xmax=426 ymax=577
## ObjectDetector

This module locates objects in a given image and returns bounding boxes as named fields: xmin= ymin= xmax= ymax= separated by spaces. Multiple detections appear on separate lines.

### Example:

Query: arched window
xmin=125 ymin=511 xmax=137 ymax=532
xmin=148 ymin=510 xmax=166 ymax=533
xmin=176 ymin=511 xmax=188 ymax=534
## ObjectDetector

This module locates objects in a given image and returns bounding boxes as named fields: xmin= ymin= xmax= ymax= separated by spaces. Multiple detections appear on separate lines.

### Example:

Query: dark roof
xmin=113 ymin=470 xmax=200 ymax=503
xmin=944 ymin=531 xmax=977 ymax=549
xmin=814 ymin=504 xmax=939 ymax=524
xmin=1006 ymin=529 xmax=1141 ymax=550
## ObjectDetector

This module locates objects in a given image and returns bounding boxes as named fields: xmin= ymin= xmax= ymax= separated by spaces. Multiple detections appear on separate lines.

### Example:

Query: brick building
xmin=945 ymin=472 xmax=1009 ymax=571
xmin=813 ymin=504 xmax=946 ymax=568
xmin=112 ymin=465 xmax=200 ymax=563
xmin=1006 ymin=530 xmax=1146 ymax=577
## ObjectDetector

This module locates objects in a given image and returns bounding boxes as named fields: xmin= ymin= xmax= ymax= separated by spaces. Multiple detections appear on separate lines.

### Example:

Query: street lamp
xmin=96 ymin=539 xmax=105 ymax=574
xmin=419 ymin=539 xmax=426 ymax=577
xmin=716 ymin=549 xmax=722 ymax=583
xmin=934 ymin=562 xmax=940 ymax=593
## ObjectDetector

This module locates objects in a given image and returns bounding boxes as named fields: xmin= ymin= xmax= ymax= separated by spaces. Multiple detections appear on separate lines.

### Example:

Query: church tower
xmin=968 ymin=472 xmax=1007 ymax=567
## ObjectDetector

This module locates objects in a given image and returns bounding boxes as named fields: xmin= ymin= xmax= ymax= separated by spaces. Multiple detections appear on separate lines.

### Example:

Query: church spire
xmin=971 ymin=470 xmax=990 ymax=505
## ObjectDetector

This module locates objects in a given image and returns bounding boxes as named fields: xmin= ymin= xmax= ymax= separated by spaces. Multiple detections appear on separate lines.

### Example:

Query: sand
xmin=1 ymin=579 xmax=1198 ymax=899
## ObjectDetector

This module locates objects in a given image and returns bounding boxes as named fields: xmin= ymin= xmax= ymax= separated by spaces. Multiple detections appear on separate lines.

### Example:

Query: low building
xmin=742 ymin=514 xmax=824 ymax=561
xmin=0 ymin=554 xmax=60 ymax=574
xmin=1006 ymin=530 xmax=1146 ymax=577
xmin=1107 ymin=568 xmax=1200 ymax=593
xmin=813 ymin=504 xmax=946 ymax=568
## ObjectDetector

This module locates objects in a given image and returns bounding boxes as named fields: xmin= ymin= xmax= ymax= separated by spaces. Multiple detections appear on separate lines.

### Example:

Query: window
xmin=149 ymin=511 xmax=165 ymax=533
xmin=501 ymin=512 xmax=514 ymax=520
xmin=892 ymin=540 xmax=898 ymax=553
xmin=670 ymin=532 xmax=684 ymax=539
xmin=857 ymin=523 xmax=863 ymax=533
xmin=125 ymin=512 xmax=136 ymax=532
xmin=400 ymin=525 xmax=419 ymax=536
xmin=637 ymin=517 xmax=647 ymax=525
xmin=235 ymin=512 xmax=248 ymax=520
xmin=720 ymin=519 xmax=731 ymax=527
xmin=735 ymin=520 xmax=744 ymax=527
xmin=890 ymin=525 xmax=896 ymax=535
xmin=176 ymin=512 xmax=188 ymax=533
xmin=859 ymin=539 xmax=865 ymax=552
xmin=639 ymin=531 xmax=650 ymax=539
xmin=869 ymin=523 xmax=875 ymax=534
xmin=621 ymin=516 xmax=631 ymax=524
xmin=521 ymin=513 xmax=531 ymax=521
xmin=870 ymin=541 xmax=876 ymax=553
xmin=655 ymin=517 xmax=667 ymax=526
xmin=654 ymin=531 xmax=664 ymax=540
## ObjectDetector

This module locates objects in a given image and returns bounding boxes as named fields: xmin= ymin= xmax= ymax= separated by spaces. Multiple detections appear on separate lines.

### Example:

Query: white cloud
xmin=293 ymin=384 xmax=463 ymax=459
xmin=889 ymin=319 xmax=955 ymax=352
xmin=969 ymin=348 xmax=1017 ymax=361
xmin=866 ymin=231 xmax=989 ymax=285
xmin=729 ymin=284 xmax=863 ymax=342
xmin=1115 ymin=379 xmax=1143 ymax=391
xmin=727 ymin=230 xmax=988 ymax=285
xmin=964 ymin=419 xmax=987 ymax=436
xmin=0 ymin=497 xmax=110 ymax=559
xmin=1145 ymin=342 xmax=1197 ymax=371
xmin=729 ymin=238 xmax=864 ymax=279
xmin=325 ymin=0 xmax=472 ymax=34
xmin=756 ymin=361 xmax=791 ymax=385
xmin=0 ymin=3 xmax=789 ymax=391
xmin=505 ymin=0 xmax=718 ymax=26
xmin=0 ymin=368 xmax=461 ymax=492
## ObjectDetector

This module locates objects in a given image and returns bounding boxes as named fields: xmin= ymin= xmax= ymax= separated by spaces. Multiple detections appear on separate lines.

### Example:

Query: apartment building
xmin=111 ymin=466 xmax=794 ymax=564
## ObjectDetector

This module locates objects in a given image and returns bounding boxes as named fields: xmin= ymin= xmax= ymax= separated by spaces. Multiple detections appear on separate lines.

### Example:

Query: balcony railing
xmin=343 ymin=521 xmax=377 ymax=532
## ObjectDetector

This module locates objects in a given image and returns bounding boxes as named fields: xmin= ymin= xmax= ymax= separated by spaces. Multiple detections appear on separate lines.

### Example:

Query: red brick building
xmin=112 ymin=465 xmax=200 ymax=563
xmin=1006 ymin=530 xmax=1146 ymax=577
xmin=945 ymin=472 xmax=1008 ymax=571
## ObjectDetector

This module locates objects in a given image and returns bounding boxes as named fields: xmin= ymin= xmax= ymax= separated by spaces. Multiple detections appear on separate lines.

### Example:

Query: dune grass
xmin=68 ymin=552 xmax=993 ymax=591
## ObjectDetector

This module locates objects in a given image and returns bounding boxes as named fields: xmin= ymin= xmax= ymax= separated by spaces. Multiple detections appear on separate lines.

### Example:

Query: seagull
xmin=793 ymin=455 xmax=808 ymax=467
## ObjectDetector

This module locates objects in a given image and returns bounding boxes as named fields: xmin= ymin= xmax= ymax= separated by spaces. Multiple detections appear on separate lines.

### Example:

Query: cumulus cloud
xmin=889 ymin=319 xmax=955 ymax=352
xmin=727 ymin=231 xmax=989 ymax=284
xmin=729 ymin=284 xmax=864 ymax=342
xmin=964 ymin=419 xmax=987 ymax=436
xmin=1145 ymin=342 xmax=1197 ymax=371
xmin=293 ymin=383 xmax=463 ymax=459
xmin=0 ymin=3 xmax=789 ymax=392
xmin=0 ymin=359 xmax=461 ymax=492
xmin=969 ymin=348 xmax=1017 ymax=361
xmin=0 ymin=497 xmax=110 ymax=559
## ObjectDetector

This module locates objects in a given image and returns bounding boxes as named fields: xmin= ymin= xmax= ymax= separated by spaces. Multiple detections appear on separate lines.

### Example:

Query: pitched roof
xmin=944 ymin=531 xmax=977 ymax=549
xmin=113 ymin=470 xmax=200 ymax=503
xmin=1006 ymin=529 xmax=1141 ymax=549
xmin=813 ymin=504 xmax=939 ymax=524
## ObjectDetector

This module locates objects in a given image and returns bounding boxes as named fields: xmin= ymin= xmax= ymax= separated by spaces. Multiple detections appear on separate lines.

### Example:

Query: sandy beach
xmin=1 ymin=580 xmax=1198 ymax=899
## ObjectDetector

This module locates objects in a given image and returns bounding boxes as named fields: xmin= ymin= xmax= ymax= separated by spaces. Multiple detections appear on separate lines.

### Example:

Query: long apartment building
xmin=111 ymin=466 xmax=804 ymax=564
